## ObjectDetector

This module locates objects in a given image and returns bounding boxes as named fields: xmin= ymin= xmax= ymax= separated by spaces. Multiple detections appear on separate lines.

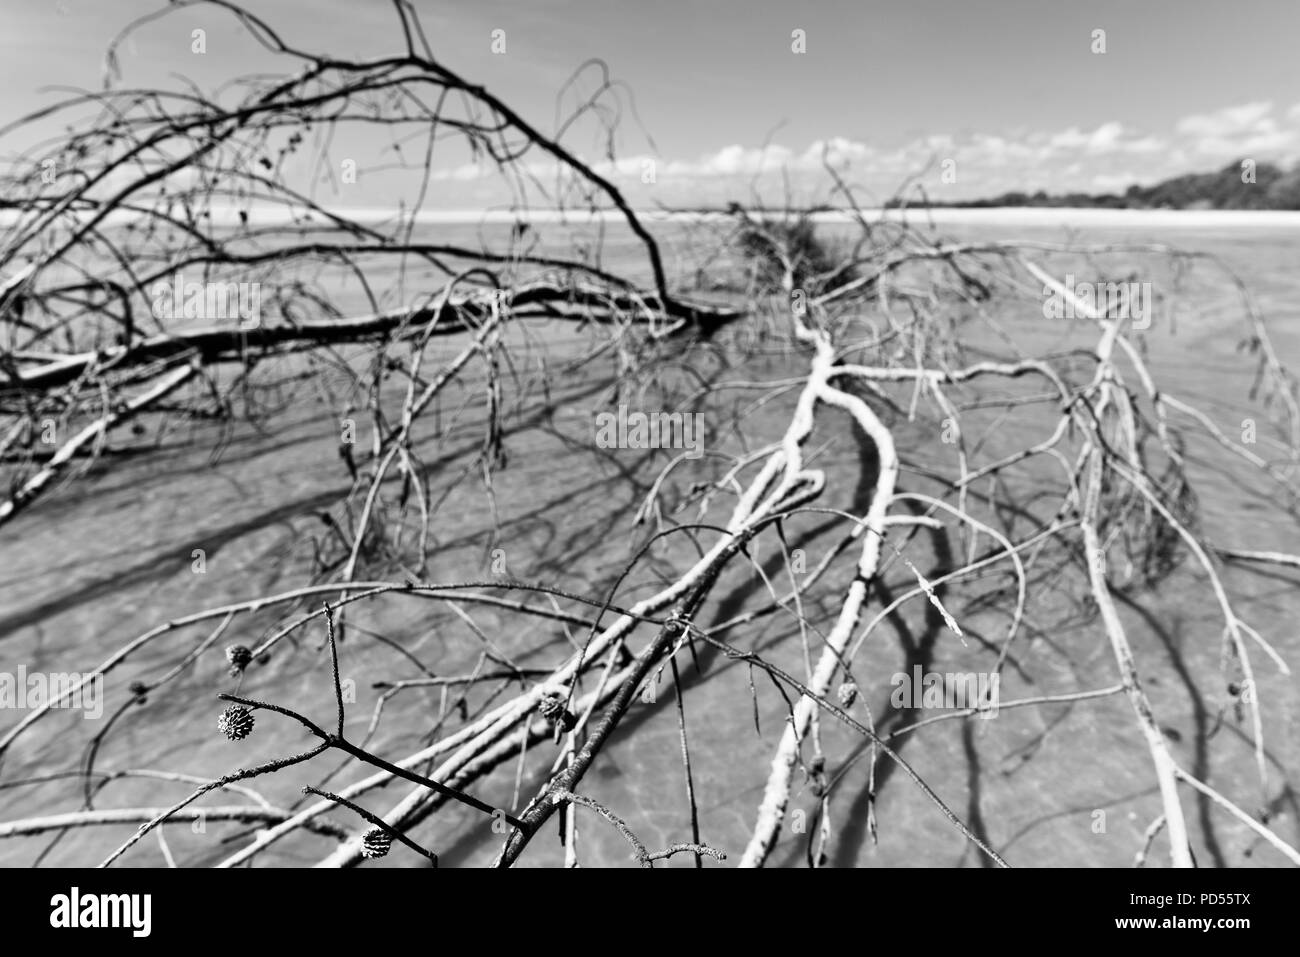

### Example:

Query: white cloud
xmin=1176 ymin=100 xmax=1274 ymax=137
xmin=420 ymin=101 xmax=1297 ymax=206
xmin=1046 ymin=122 xmax=1164 ymax=156
xmin=800 ymin=137 xmax=876 ymax=167
xmin=1172 ymin=101 xmax=1299 ymax=160
xmin=664 ymin=144 xmax=794 ymax=177
xmin=1084 ymin=121 xmax=1123 ymax=153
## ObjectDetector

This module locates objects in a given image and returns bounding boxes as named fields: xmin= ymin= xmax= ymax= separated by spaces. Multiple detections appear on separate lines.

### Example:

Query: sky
xmin=1 ymin=0 xmax=1298 ymax=210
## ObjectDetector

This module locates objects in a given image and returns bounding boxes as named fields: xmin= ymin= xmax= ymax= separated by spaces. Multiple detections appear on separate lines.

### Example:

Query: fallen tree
xmin=1 ymin=1 xmax=1297 ymax=870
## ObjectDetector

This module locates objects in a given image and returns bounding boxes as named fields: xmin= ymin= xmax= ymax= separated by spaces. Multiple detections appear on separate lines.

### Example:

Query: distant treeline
xmin=899 ymin=160 xmax=1300 ymax=211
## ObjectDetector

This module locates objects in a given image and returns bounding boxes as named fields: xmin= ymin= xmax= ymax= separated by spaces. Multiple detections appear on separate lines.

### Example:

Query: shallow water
xmin=1 ymin=219 xmax=1297 ymax=868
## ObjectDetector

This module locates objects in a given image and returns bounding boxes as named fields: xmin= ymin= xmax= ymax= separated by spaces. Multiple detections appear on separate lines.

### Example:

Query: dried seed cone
xmin=225 ymin=644 xmax=253 ymax=676
xmin=837 ymin=681 xmax=858 ymax=707
xmin=361 ymin=827 xmax=392 ymax=859
xmin=217 ymin=705 xmax=255 ymax=740
xmin=537 ymin=693 xmax=576 ymax=731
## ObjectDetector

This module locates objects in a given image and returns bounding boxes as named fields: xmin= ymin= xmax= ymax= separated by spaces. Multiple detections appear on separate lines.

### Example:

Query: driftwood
xmin=1 ymin=0 xmax=1297 ymax=870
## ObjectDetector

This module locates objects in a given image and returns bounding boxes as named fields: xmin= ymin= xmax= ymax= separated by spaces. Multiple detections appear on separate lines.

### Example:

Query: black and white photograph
xmin=0 ymin=0 xmax=1296 ymax=917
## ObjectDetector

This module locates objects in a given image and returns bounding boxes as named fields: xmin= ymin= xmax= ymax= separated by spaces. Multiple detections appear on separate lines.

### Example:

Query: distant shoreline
xmin=6 ymin=206 xmax=1300 ymax=229
xmin=323 ymin=207 xmax=1300 ymax=228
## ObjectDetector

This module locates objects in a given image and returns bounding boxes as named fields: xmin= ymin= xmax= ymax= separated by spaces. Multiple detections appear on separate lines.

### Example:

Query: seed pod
xmin=361 ymin=827 xmax=393 ymax=859
xmin=217 ymin=705 xmax=255 ymax=741
xmin=225 ymin=644 xmax=254 ymax=677
xmin=837 ymin=681 xmax=858 ymax=707
xmin=538 ymin=693 xmax=577 ymax=732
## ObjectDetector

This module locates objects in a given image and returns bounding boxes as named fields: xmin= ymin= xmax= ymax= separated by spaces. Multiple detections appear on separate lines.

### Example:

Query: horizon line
xmin=5 ymin=206 xmax=1300 ymax=229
